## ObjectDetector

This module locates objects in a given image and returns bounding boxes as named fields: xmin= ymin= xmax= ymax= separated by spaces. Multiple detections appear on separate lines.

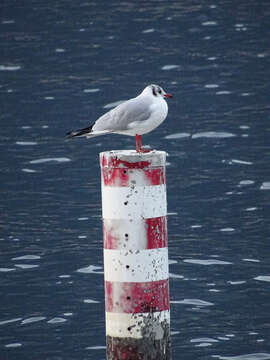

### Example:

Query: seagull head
xmin=141 ymin=84 xmax=173 ymax=99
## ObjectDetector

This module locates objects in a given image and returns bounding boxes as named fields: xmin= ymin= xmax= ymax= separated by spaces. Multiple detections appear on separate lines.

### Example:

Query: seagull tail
xmin=66 ymin=125 xmax=93 ymax=138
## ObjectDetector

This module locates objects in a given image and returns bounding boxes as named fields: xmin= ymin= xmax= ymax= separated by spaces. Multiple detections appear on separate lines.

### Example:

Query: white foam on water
xmin=216 ymin=91 xmax=232 ymax=95
xmin=238 ymin=180 xmax=254 ymax=186
xmin=12 ymin=255 xmax=40 ymax=260
xmin=0 ymin=65 xmax=21 ymax=71
xmin=260 ymin=182 xmax=270 ymax=190
xmin=242 ymin=258 xmax=260 ymax=263
xmin=83 ymin=88 xmax=100 ymax=93
xmin=22 ymin=168 xmax=37 ymax=173
xmin=191 ymin=337 xmax=218 ymax=343
xmin=83 ymin=299 xmax=100 ymax=304
xmin=220 ymin=228 xmax=235 ymax=232
xmin=30 ymin=157 xmax=71 ymax=164
xmin=171 ymin=298 xmax=214 ymax=306
xmin=2 ymin=20 xmax=15 ymax=24
xmin=183 ymin=259 xmax=232 ymax=265
xmin=169 ymin=273 xmax=184 ymax=279
xmin=5 ymin=343 xmax=22 ymax=348
xmin=161 ymin=65 xmax=180 ymax=70
xmin=0 ymin=317 xmax=22 ymax=325
xmin=15 ymin=264 xmax=39 ymax=269
xmin=22 ymin=316 xmax=46 ymax=325
xmin=192 ymin=131 xmax=236 ymax=139
xmin=47 ymin=317 xmax=67 ymax=324
xmin=202 ymin=21 xmax=218 ymax=26
xmin=77 ymin=265 xmax=103 ymax=274
xmin=16 ymin=141 xmax=38 ymax=146
xmin=165 ymin=132 xmax=191 ymax=139
xmin=0 ymin=267 xmax=16 ymax=272
xmin=231 ymin=159 xmax=253 ymax=165
xmin=142 ymin=28 xmax=155 ymax=33
xmin=254 ymin=276 xmax=270 ymax=283
xmin=212 ymin=353 xmax=270 ymax=360
xmin=205 ymin=84 xmax=219 ymax=88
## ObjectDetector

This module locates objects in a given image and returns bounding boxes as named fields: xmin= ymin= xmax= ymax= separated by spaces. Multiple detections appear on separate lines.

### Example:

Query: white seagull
xmin=66 ymin=84 xmax=172 ymax=152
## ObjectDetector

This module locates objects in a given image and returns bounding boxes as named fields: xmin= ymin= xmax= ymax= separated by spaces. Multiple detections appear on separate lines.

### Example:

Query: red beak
xmin=163 ymin=93 xmax=173 ymax=98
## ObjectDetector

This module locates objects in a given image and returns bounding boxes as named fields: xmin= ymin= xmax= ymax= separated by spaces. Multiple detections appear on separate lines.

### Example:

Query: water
xmin=1 ymin=1 xmax=270 ymax=359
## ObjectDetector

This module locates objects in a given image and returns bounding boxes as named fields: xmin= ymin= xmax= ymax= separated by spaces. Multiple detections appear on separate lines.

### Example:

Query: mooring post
xmin=99 ymin=150 xmax=170 ymax=360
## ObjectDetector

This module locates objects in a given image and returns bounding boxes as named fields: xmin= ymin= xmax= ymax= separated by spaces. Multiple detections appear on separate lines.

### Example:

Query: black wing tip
xmin=65 ymin=125 xmax=93 ymax=138
xmin=65 ymin=131 xmax=76 ymax=138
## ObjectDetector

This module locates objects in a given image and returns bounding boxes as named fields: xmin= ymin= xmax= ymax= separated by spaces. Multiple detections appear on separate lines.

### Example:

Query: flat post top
xmin=100 ymin=150 xmax=167 ymax=169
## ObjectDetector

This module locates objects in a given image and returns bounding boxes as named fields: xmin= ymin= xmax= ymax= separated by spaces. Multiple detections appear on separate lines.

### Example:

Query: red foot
xmin=135 ymin=134 xmax=152 ymax=153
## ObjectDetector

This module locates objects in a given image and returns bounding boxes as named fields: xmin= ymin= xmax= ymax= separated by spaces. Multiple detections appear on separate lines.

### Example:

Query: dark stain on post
xmin=106 ymin=319 xmax=171 ymax=359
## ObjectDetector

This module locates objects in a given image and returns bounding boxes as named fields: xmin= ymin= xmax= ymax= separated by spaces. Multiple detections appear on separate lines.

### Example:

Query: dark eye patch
xmin=152 ymin=86 xmax=157 ymax=96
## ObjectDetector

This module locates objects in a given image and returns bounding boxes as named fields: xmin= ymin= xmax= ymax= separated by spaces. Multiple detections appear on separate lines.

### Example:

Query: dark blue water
xmin=1 ymin=1 xmax=270 ymax=359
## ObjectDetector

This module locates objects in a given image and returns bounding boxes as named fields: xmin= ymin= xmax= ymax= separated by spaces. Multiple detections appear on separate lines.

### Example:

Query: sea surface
xmin=1 ymin=1 xmax=270 ymax=359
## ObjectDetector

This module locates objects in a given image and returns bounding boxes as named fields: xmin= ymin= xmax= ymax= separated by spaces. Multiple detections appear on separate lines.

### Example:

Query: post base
xmin=106 ymin=332 xmax=171 ymax=360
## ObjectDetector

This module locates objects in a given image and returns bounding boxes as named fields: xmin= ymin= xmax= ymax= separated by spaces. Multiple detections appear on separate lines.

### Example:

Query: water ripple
xmin=161 ymin=65 xmax=180 ymax=70
xmin=0 ymin=317 xmax=22 ymax=326
xmin=22 ymin=316 xmax=46 ymax=325
xmin=171 ymin=299 xmax=214 ymax=306
xmin=212 ymin=353 xmax=270 ymax=360
xmin=254 ymin=276 xmax=270 ymax=283
xmin=183 ymin=259 xmax=232 ymax=265
xmin=29 ymin=157 xmax=71 ymax=164
xmin=192 ymin=131 xmax=236 ymax=139
xmin=16 ymin=141 xmax=38 ymax=146
xmin=77 ymin=265 xmax=103 ymax=274
xmin=260 ymin=182 xmax=270 ymax=190
xmin=165 ymin=132 xmax=191 ymax=139
xmin=12 ymin=255 xmax=41 ymax=260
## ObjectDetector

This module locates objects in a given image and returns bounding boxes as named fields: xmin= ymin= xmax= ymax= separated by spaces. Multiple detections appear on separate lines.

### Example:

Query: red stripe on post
xmin=105 ymin=279 xmax=169 ymax=313
xmin=103 ymin=216 xmax=167 ymax=249
xmin=101 ymin=167 xmax=129 ymax=187
xmin=146 ymin=216 xmax=167 ymax=249
xmin=101 ymin=167 xmax=165 ymax=186
xmin=101 ymin=155 xmax=150 ymax=169
xmin=144 ymin=167 xmax=165 ymax=186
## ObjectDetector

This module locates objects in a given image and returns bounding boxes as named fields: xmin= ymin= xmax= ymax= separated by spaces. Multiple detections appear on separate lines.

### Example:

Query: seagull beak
xmin=163 ymin=93 xmax=173 ymax=98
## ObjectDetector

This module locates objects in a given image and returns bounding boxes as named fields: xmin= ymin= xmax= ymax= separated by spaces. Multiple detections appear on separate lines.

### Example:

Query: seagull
xmin=66 ymin=84 xmax=172 ymax=152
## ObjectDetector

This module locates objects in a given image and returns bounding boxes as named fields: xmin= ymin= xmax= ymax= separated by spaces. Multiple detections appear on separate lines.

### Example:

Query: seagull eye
xmin=158 ymin=89 xmax=162 ymax=94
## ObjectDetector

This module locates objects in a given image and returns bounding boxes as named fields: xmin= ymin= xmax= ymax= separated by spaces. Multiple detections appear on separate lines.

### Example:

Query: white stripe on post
xmin=101 ymin=184 xmax=167 ymax=219
xmin=100 ymin=150 xmax=170 ymax=360
xmin=103 ymin=248 xmax=169 ymax=283
xmin=106 ymin=310 xmax=170 ymax=339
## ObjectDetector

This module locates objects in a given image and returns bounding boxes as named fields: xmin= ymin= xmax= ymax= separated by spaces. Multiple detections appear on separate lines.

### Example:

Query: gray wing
xmin=92 ymin=96 xmax=152 ymax=132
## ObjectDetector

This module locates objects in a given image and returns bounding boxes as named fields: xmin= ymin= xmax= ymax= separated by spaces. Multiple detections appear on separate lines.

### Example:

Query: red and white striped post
xmin=99 ymin=150 xmax=170 ymax=360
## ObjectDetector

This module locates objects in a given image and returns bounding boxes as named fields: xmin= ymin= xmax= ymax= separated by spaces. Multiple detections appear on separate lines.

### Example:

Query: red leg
xmin=136 ymin=134 xmax=142 ymax=152
xmin=135 ymin=134 xmax=151 ymax=153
